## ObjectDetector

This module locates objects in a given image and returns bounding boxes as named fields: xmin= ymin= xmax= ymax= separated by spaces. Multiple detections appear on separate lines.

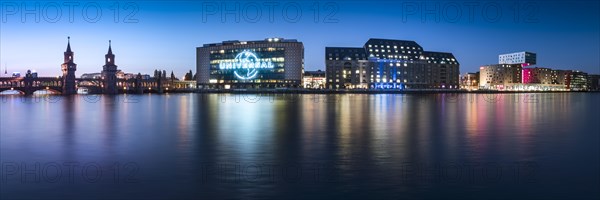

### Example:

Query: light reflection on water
xmin=1 ymin=93 xmax=599 ymax=199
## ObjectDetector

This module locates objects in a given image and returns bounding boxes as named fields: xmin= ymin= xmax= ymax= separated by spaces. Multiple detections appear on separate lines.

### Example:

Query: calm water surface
xmin=1 ymin=93 xmax=599 ymax=199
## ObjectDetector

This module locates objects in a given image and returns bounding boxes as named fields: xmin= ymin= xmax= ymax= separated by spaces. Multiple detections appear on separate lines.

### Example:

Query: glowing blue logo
xmin=219 ymin=50 xmax=274 ymax=80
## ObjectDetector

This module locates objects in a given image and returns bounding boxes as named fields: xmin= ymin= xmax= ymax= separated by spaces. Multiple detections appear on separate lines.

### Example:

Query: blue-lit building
xmin=326 ymin=39 xmax=460 ymax=89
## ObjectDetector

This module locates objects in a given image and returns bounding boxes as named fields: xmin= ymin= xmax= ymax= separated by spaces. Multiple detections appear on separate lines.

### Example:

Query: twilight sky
xmin=1 ymin=0 xmax=599 ymax=77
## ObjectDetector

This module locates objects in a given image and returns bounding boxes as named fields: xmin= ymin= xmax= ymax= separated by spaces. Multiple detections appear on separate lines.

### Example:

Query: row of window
xmin=207 ymin=79 xmax=294 ymax=83
xmin=367 ymin=45 xmax=420 ymax=50
xmin=209 ymin=48 xmax=285 ymax=54
xmin=369 ymin=49 xmax=420 ymax=54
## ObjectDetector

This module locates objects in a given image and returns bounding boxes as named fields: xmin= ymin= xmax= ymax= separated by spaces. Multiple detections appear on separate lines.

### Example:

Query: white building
xmin=479 ymin=64 xmax=522 ymax=90
xmin=196 ymin=38 xmax=304 ymax=89
xmin=499 ymin=52 xmax=536 ymax=66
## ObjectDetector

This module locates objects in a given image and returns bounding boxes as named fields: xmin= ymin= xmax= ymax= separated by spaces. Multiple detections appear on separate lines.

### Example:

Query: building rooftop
xmin=304 ymin=70 xmax=326 ymax=76
xmin=325 ymin=47 xmax=368 ymax=60
xmin=499 ymin=51 xmax=536 ymax=55
xmin=201 ymin=38 xmax=300 ymax=47
xmin=364 ymin=38 xmax=422 ymax=49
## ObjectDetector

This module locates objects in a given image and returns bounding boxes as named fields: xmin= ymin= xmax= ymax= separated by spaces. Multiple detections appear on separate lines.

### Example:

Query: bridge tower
xmin=102 ymin=40 xmax=118 ymax=94
xmin=61 ymin=37 xmax=77 ymax=95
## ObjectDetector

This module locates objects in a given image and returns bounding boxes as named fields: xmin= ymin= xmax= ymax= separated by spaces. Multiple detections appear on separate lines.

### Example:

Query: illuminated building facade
xmin=81 ymin=73 xmax=101 ymax=79
xmin=520 ymin=67 xmax=568 ymax=90
xmin=196 ymin=38 xmax=304 ymax=89
xmin=475 ymin=51 xmax=592 ymax=91
xmin=522 ymin=67 xmax=553 ymax=84
xmin=460 ymin=72 xmax=479 ymax=90
xmin=325 ymin=47 xmax=369 ymax=89
xmin=326 ymin=39 xmax=460 ymax=89
xmin=303 ymin=70 xmax=326 ymax=89
xmin=479 ymin=64 xmax=522 ymax=90
xmin=81 ymin=71 xmax=147 ymax=80
xmin=499 ymin=51 xmax=536 ymax=66
xmin=546 ymin=69 xmax=589 ymax=91
xmin=551 ymin=70 xmax=570 ymax=85
xmin=566 ymin=71 xmax=588 ymax=91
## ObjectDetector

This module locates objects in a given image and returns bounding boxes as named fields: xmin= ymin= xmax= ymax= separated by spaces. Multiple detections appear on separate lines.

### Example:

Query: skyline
xmin=1 ymin=0 xmax=599 ymax=77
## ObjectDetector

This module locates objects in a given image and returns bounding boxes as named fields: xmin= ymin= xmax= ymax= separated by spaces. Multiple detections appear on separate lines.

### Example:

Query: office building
xmin=196 ymin=38 xmax=304 ymax=89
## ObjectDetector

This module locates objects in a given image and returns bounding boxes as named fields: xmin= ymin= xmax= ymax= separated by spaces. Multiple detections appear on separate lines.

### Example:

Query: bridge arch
xmin=0 ymin=88 xmax=26 ymax=95
xmin=32 ymin=88 xmax=62 ymax=95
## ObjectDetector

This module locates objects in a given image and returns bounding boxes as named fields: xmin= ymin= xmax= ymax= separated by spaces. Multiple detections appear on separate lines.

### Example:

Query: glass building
xmin=499 ymin=51 xmax=537 ymax=66
xmin=566 ymin=70 xmax=588 ymax=91
xmin=196 ymin=38 xmax=304 ymax=89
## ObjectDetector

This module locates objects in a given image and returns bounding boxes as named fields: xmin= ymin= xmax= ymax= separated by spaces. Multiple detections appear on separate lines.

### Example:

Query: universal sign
xmin=219 ymin=50 xmax=274 ymax=80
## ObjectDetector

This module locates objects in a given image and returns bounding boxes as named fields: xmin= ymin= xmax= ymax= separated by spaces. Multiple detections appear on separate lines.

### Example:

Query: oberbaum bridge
xmin=0 ymin=37 xmax=195 ymax=95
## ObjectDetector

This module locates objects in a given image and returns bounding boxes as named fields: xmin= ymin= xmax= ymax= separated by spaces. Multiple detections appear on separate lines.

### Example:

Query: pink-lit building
xmin=522 ymin=67 xmax=553 ymax=84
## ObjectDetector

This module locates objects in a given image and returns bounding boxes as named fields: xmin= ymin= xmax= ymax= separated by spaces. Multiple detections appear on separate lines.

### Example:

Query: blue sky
xmin=1 ymin=0 xmax=599 ymax=77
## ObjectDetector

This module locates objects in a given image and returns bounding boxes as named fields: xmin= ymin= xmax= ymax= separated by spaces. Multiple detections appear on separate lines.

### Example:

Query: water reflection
xmin=1 ymin=93 xmax=598 ymax=199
